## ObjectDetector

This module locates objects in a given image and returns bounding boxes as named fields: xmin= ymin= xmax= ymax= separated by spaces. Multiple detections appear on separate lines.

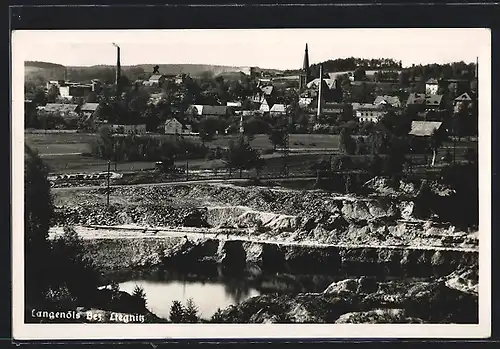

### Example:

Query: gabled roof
xmin=357 ymin=103 xmax=385 ymax=111
xmin=260 ymin=85 xmax=274 ymax=96
xmin=322 ymin=102 xmax=349 ymax=110
xmin=454 ymin=92 xmax=473 ymax=102
xmin=406 ymin=93 xmax=443 ymax=107
xmin=408 ymin=121 xmax=443 ymax=137
xmin=81 ymin=103 xmax=100 ymax=112
xmin=374 ymin=95 xmax=401 ymax=107
xmin=191 ymin=105 xmax=228 ymax=116
xmin=425 ymin=94 xmax=443 ymax=106
xmin=406 ymin=93 xmax=426 ymax=105
xmin=165 ymin=117 xmax=190 ymax=127
xmin=149 ymin=74 xmax=165 ymax=81
xmin=227 ymin=101 xmax=242 ymax=107
xmin=426 ymin=78 xmax=439 ymax=84
xmin=306 ymin=78 xmax=336 ymax=89
xmin=40 ymin=103 xmax=80 ymax=113
xmin=270 ymin=104 xmax=286 ymax=113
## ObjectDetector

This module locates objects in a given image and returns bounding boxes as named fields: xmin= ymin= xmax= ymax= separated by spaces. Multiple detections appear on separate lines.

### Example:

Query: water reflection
xmin=119 ymin=279 xmax=260 ymax=320
xmin=112 ymin=266 xmax=339 ymax=320
xmin=112 ymin=265 xmax=429 ymax=321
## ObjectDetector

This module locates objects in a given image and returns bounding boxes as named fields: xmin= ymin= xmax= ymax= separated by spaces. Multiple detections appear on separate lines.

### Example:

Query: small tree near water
xmin=132 ymin=284 xmax=147 ymax=309
xmin=184 ymin=298 xmax=200 ymax=323
xmin=169 ymin=300 xmax=186 ymax=323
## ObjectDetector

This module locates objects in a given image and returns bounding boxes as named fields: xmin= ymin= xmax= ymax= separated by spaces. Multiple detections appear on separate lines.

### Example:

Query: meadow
xmin=25 ymin=131 xmax=476 ymax=175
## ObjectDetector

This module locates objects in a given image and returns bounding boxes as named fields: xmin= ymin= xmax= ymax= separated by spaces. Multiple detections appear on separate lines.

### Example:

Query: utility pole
xmin=185 ymin=151 xmax=189 ymax=181
xmin=106 ymin=160 xmax=111 ymax=207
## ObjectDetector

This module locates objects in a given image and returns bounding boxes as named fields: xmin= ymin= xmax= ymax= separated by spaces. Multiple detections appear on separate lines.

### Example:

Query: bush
xmin=169 ymin=299 xmax=201 ymax=323
xmin=210 ymin=308 xmax=227 ymax=323
xmin=48 ymin=226 xmax=101 ymax=306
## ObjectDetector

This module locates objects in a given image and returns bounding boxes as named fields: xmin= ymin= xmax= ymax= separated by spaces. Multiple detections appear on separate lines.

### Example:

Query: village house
xmin=259 ymin=100 xmax=271 ymax=113
xmin=59 ymin=84 xmax=93 ymax=101
xmin=38 ymin=103 xmax=81 ymax=117
xmin=406 ymin=93 xmax=444 ymax=110
xmin=373 ymin=95 xmax=401 ymax=108
xmin=80 ymin=103 xmax=100 ymax=118
xmin=453 ymin=92 xmax=474 ymax=113
xmin=164 ymin=118 xmax=192 ymax=135
xmin=299 ymin=96 xmax=314 ymax=108
xmin=355 ymin=103 xmax=387 ymax=123
xmin=109 ymin=124 xmax=147 ymax=135
xmin=226 ymin=101 xmax=243 ymax=112
xmin=269 ymin=103 xmax=288 ymax=117
xmin=79 ymin=103 xmax=100 ymax=127
xmin=144 ymin=74 xmax=167 ymax=87
xmin=425 ymin=78 xmax=439 ymax=95
xmin=309 ymin=102 xmax=353 ymax=124
xmin=189 ymin=105 xmax=230 ymax=118
xmin=408 ymin=121 xmax=443 ymax=137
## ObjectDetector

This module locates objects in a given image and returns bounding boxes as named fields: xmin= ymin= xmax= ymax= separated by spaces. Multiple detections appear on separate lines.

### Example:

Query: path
xmin=49 ymin=225 xmax=478 ymax=254
xmin=51 ymin=176 xmax=317 ymax=192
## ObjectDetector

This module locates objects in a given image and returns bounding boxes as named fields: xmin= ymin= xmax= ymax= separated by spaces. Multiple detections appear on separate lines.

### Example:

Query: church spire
xmin=299 ymin=43 xmax=310 ymax=90
xmin=303 ymin=43 xmax=309 ymax=70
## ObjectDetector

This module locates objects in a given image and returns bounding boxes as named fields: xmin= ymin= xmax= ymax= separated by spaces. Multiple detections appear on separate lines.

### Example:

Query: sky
xmin=13 ymin=29 xmax=489 ymax=70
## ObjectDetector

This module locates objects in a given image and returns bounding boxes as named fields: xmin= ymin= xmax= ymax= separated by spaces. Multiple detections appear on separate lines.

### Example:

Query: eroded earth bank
xmin=50 ymin=178 xmax=479 ymax=323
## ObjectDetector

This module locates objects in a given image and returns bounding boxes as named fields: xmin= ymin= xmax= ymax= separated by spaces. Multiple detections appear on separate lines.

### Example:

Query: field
xmin=25 ymin=131 xmax=477 ymax=175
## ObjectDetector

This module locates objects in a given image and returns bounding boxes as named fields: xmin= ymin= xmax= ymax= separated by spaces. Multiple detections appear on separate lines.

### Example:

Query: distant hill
xmin=25 ymin=61 xmax=66 ymax=83
xmin=24 ymin=61 xmax=282 ymax=84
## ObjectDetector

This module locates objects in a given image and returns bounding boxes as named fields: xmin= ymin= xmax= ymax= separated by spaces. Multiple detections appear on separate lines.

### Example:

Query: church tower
xmin=299 ymin=43 xmax=310 ymax=90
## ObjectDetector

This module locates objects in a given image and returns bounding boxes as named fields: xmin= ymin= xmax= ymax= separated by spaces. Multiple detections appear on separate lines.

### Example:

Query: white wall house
xmin=425 ymin=78 xmax=439 ymax=95
xmin=109 ymin=124 xmax=147 ymax=135
xmin=355 ymin=104 xmax=386 ymax=123
xmin=164 ymin=118 xmax=192 ymax=135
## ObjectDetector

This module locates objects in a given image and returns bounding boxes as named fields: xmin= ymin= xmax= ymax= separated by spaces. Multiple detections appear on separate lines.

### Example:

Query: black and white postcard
xmin=11 ymin=28 xmax=491 ymax=340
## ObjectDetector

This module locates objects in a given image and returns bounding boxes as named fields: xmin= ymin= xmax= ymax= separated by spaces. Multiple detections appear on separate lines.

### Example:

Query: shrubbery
xmin=169 ymin=298 xmax=200 ymax=323
xmin=91 ymin=131 xmax=209 ymax=162
xmin=25 ymin=146 xmax=102 ymax=316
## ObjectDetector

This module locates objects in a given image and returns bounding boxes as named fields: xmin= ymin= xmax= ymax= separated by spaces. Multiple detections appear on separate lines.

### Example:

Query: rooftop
xmin=408 ymin=121 xmax=443 ymax=137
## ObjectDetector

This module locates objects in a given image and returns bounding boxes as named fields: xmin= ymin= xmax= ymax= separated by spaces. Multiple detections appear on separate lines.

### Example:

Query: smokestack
xmin=113 ymin=43 xmax=121 ymax=96
xmin=317 ymin=64 xmax=323 ymax=118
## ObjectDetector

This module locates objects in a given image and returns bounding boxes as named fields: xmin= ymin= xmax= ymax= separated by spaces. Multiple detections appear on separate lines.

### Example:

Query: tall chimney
xmin=113 ymin=43 xmax=121 ymax=96
xmin=317 ymin=64 xmax=323 ymax=119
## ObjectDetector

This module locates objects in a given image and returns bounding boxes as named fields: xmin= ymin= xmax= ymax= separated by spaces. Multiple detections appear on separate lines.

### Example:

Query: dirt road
xmin=49 ymin=225 xmax=478 ymax=253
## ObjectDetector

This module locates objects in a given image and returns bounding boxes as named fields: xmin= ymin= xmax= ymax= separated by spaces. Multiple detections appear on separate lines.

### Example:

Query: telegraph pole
xmin=185 ymin=150 xmax=189 ymax=181
xmin=106 ymin=160 xmax=111 ymax=207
